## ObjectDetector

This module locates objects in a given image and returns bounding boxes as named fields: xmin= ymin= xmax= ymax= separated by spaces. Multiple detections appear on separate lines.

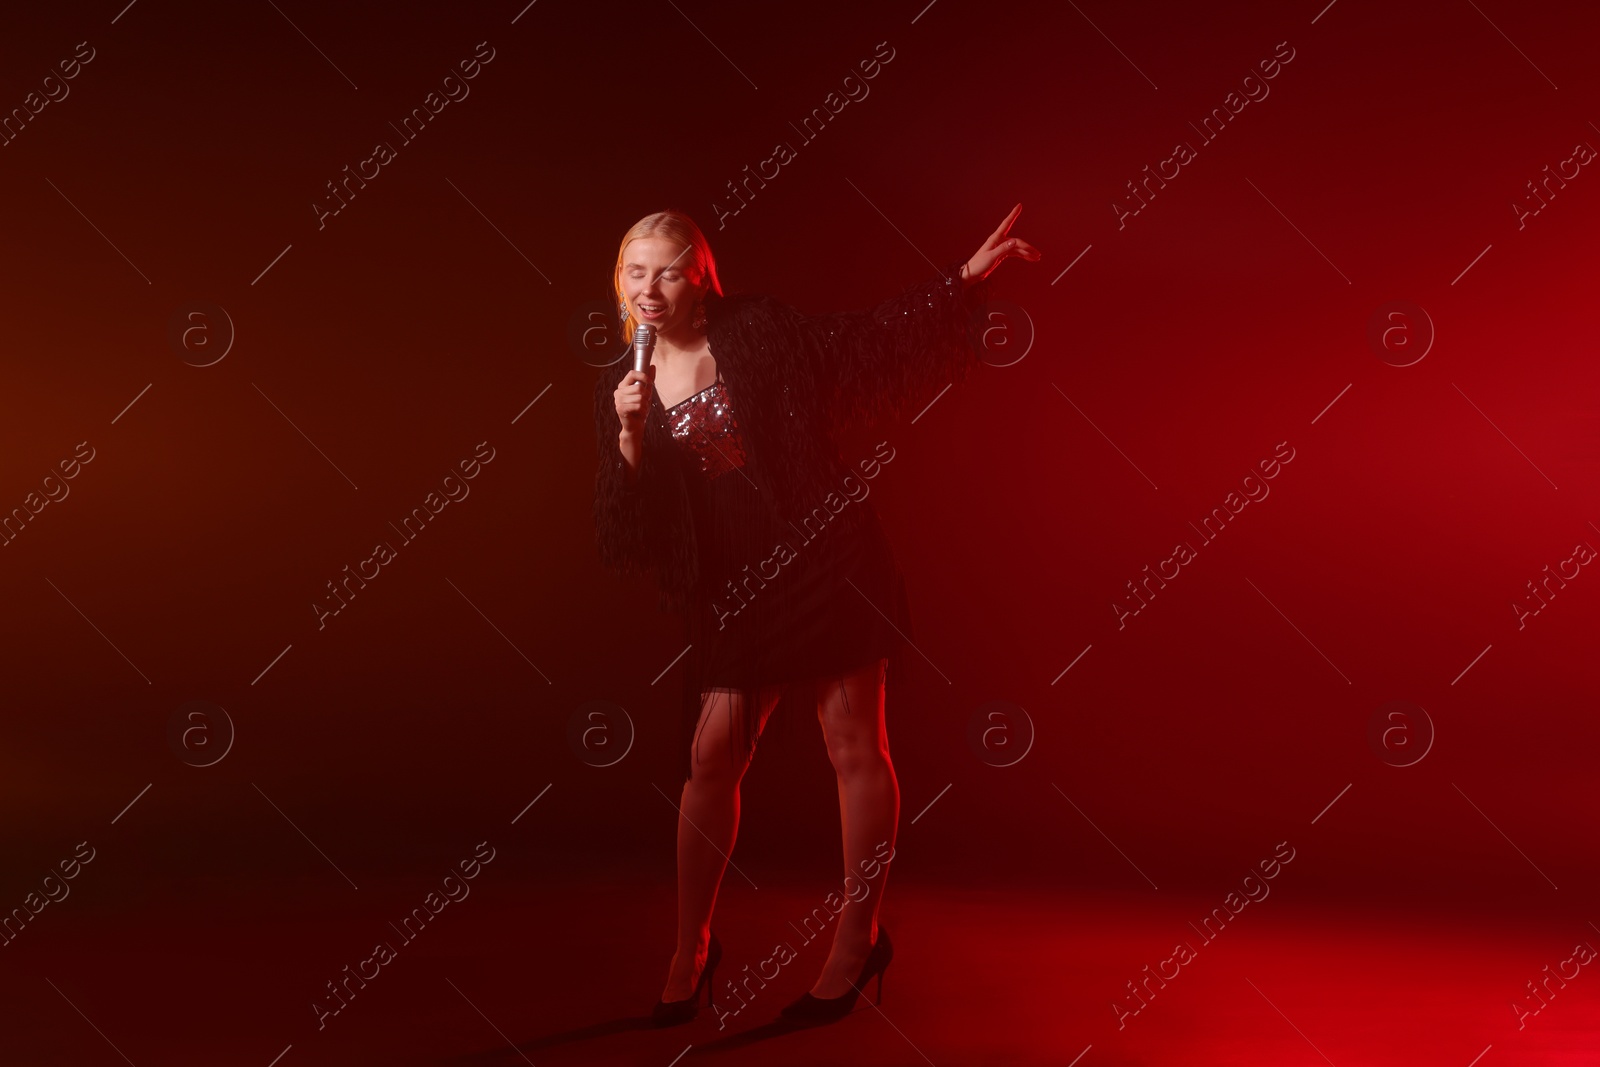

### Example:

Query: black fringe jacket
xmin=592 ymin=257 xmax=996 ymax=615
xmin=591 ymin=257 xmax=996 ymax=781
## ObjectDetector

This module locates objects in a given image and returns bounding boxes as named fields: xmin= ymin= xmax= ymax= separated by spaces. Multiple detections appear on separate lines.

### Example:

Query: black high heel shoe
xmin=779 ymin=926 xmax=892 ymax=1025
xmin=651 ymin=930 xmax=722 ymax=1027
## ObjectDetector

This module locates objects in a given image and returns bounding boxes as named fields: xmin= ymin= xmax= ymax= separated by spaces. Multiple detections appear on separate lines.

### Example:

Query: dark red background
xmin=2 ymin=1 xmax=1597 ymax=1064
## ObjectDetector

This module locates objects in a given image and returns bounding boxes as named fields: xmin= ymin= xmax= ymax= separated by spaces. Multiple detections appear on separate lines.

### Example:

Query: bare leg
xmin=809 ymin=657 xmax=898 ymax=998
xmin=661 ymin=685 xmax=780 ymax=1002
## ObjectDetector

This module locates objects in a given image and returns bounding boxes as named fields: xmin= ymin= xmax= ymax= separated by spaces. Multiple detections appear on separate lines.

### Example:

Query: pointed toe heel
xmin=779 ymin=926 xmax=893 ymax=1026
xmin=651 ymin=930 xmax=722 ymax=1027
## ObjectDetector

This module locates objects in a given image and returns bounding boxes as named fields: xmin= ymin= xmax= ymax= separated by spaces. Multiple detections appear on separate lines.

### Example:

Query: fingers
xmin=1008 ymin=237 xmax=1042 ymax=261
xmin=991 ymin=237 xmax=1042 ymax=265
xmin=969 ymin=234 xmax=1043 ymax=281
xmin=615 ymin=369 xmax=654 ymax=425
xmin=988 ymin=202 xmax=1022 ymax=244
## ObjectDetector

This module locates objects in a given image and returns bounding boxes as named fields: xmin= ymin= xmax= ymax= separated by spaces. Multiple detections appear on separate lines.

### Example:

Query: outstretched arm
xmin=792 ymin=260 xmax=993 ymax=428
xmin=790 ymin=203 xmax=1041 ymax=427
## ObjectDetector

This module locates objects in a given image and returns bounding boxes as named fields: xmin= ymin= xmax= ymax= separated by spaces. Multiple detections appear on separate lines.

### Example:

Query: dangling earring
xmin=691 ymin=300 xmax=707 ymax=331
xmin=618 ymin=300 xmax=628 ymax=324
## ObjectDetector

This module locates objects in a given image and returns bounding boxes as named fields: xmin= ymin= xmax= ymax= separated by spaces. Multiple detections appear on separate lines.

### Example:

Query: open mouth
xmin=638 ymin=303 xmax=665 ymax=319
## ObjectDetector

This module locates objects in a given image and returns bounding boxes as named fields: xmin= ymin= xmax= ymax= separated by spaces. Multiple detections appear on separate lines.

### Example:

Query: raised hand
xmin=964 ymin=203 xmax=1041 ymax=283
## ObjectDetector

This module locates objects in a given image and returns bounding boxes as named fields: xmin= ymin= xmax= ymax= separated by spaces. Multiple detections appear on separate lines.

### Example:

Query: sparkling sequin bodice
xmin=664 ymin=378 xmax=748 ymax=479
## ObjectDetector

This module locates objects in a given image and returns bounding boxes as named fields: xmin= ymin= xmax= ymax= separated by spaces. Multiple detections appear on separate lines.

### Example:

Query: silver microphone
xmin=632 ymin=323 xmax=656 ymax=376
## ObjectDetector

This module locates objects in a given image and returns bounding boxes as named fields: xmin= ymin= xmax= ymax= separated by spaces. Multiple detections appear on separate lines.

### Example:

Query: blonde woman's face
xmin=619 ymin=237 xmax=702 ymax=335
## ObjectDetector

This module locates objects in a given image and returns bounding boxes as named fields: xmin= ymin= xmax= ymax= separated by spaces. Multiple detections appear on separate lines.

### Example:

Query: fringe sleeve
xmin=592 ymin=364 xmax=650 ymax=577
xmin=786 ymin=258 xmax=997 ymax=427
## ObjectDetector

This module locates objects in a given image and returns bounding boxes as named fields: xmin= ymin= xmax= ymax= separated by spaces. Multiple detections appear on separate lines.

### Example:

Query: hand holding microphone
xmin=614 ymin=323 xmax=657 ymax=437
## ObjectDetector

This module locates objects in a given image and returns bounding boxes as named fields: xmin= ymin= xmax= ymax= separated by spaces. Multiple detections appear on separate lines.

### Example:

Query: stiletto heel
xmin=779 ymin=926 xmax=893 ymax=1025
xmin=651 ymin=930 xmax=722 ymax=1027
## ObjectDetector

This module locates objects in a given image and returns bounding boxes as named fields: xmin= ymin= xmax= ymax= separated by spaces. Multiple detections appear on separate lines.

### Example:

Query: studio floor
xmin=3 ymin=864 xmax=1594 ymax=1067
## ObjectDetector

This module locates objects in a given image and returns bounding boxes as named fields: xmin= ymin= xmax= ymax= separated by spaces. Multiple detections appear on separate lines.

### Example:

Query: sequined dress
xmin=593 ymin=257 xmax=995 ymax=781
xmin=658 ymin=371 xmax=910 ymax=692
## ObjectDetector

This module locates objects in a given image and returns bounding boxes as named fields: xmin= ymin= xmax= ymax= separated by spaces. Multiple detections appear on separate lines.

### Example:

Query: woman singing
xmin=591 ymin=205 xmax=1039 ymax=1027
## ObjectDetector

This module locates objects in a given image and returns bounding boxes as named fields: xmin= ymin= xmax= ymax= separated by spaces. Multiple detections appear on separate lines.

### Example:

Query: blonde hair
xmin=611 ymin=209 xmax=724 ymax=340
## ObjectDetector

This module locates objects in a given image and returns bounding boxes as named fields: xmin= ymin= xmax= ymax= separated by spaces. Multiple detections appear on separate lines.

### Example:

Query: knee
xmin=823 ymin=733 xmax=890 ymax=779
xmin=686 ymin=742 xmax=751 ymax=792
